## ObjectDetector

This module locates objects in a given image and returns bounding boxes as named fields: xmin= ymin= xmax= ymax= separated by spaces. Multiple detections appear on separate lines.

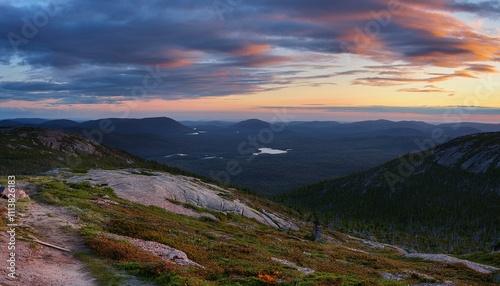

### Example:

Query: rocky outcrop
xmin=271 ymin=257 xmax=314 ymax=275
xmin=103 ymin=233 xmax=203 ymax=267
xmin=261 ymin=210 xmax=299 ymax=231
xmin=37 ymin=129 xmax=100 ymax=155
xmin=380 ymin=271 xmax=443 ymax=284
xmin=405 ymin=253 xmax=499 ymax=274
xmin=433 ymin=133 xmax=499 ymax=173
xmin=66 ymin=169 xmax=298 ymax=230
xmin=347 ymin=234 xmax=500 ymax=275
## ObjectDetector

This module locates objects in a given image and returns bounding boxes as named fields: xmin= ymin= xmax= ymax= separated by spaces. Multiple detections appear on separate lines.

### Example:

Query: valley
xmin=3 ymin=118 xmax=498 ymax=195
xmin=0 ymin=126 xmax=499 ymax=285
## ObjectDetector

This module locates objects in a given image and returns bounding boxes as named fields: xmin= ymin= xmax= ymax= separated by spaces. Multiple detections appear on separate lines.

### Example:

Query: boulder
xmin=1 ymin=187 xmax=30 ymax=200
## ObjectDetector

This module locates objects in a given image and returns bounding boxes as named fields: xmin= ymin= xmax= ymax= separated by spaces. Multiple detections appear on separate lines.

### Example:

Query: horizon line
xmin=1 ymin=116 xmax=498 ymax=126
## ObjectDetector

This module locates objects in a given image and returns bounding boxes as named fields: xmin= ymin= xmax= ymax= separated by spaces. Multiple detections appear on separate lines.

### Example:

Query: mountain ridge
xmin=280 ymin=132 xmax=500 ymax=254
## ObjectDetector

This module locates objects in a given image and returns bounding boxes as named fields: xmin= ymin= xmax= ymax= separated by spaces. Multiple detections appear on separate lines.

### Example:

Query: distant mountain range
xmin=285 ymin=119 xmax=493 ymax=138
xmin=3 ymin=117 xmax=499 ymax=135
xmin=279 ymin=132 xmax=500 ymax=253
xmin=1 ymin=117 xmax=499 ymax=193
xmin=0 ymin=117 xmax=193 ymax=136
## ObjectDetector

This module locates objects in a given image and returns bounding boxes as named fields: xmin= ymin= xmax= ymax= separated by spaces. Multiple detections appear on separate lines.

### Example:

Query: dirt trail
xmin=0 ymin=202 xmax=96 ymax=286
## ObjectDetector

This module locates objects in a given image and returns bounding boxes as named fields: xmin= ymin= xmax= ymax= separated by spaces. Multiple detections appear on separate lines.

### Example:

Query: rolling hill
xmin=228 ymin=119 xmax=271 ymax=131
xmin=78 ymin=117 xmax=193 ymax=136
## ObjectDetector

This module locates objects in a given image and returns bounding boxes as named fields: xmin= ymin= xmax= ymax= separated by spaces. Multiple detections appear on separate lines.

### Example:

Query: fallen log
xmin=33 ymin=239 xmax=71 ymax=252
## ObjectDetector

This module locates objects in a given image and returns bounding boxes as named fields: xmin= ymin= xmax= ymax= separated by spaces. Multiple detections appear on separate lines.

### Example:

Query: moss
xmin=75 ymin=251 xmax=123 ymax=286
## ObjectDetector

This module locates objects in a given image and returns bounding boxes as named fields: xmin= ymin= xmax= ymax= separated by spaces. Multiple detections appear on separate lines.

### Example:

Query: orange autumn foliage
xmin=258 ymin=272 xmax=277 ymax=284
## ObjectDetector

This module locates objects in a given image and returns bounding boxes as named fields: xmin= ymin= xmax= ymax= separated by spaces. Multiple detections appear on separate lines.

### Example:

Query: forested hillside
xmin=279 ymin=133 xmax=500 ymax=254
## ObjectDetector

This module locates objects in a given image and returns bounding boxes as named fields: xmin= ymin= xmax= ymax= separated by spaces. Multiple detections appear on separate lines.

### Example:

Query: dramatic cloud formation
xmin=0 ymin=0 xmax=499 ymax=120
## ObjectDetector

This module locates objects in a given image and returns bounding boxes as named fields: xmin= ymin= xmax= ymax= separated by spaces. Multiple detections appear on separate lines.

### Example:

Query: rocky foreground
xmin=65 ymin=169 xmax=298 ymax=230
xmin=1 ymin=171 xmax=499 ymax=285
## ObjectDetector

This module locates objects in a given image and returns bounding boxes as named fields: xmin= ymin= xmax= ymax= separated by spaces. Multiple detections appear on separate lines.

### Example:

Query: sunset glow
xmin=0 ymin=0 xmax=499 ymax=122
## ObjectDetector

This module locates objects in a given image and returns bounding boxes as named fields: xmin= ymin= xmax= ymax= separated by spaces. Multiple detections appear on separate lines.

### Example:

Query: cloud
xmin=233 ymin=44 xmax=271 ymax=56
xmin=0 ymin=0 xmax=499 ymax=104
xmin=353 ymin=70 xmax=477 ymax=86
xmin=398 ymin=84 xmax=455 ymax=94
xmin=448 ymin=1 xmax=500 ymax=17
xmin=258 ymin=105 xmax=500 ymax=115
xmin=335 ymin=70 xmax=368 ymax=76
xmin=0 ymin=64 xmax=283 ymax=103
xmin=465 ymin=64 xmax=498 ymax=73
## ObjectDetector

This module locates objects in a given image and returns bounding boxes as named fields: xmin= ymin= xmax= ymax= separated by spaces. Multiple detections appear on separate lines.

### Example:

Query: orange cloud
xmin=157 ymin=49 xmax=200 ymax=68
xmin=353 ymin=70 xmax=477 ymax=86
xmin=336 ymin=1 xmax=500 ymax=69
xmin=158 ymin=58 xmax=195 ymax=68
xmin=466 ymin=64 xmax=498 ymax=73
xmin=392 ymin=4 xmax=500 ymax=67
xmin=234 ymin=44 xmax=270 ymax=56
xmin=398 ymin=84 xmax=455 ymax=95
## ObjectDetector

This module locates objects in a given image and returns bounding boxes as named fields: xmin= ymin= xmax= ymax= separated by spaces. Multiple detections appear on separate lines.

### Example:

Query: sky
xmin=0 ymin=0 xmax=499 ymax=123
